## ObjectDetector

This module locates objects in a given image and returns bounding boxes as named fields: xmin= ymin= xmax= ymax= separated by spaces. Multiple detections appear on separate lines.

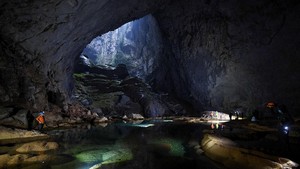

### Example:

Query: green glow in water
xmin=117 ymin=122 xmax=155 ymax=128
xmin=149 ymin=137 xmax=185 ymax=157
xmin=75 ymin=146 xmax=133 ymax=166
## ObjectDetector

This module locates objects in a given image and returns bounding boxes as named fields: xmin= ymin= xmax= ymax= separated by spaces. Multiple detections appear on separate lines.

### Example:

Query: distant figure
xmin=26 ymin=110 xmax=34 ymax=130
xmin=235 ymin=111 xmax=239 ymax=120
xmin=229 ymin=112 xmax=232 ymax=121
xmin=36 ymin=111 xmax=45 ymax=131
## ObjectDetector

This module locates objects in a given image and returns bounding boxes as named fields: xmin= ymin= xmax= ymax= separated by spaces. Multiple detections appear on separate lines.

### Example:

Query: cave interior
xmin=0 ymin=0 xmax=300 ymax=169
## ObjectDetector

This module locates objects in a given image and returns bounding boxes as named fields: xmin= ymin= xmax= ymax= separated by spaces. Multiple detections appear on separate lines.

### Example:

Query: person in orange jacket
xmin=36 ymin=111 xmax=46 ymax=131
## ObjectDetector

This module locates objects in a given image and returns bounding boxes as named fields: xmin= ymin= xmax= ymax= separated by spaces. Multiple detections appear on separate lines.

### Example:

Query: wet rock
xmin=201 ymin=134 xmax=299 ymax=169
xmin=0 ymin=154 xmax=10 ymax=168
xmin=94 ymin=117 xmax=108 ymax=123
xmin=0 ymin=153 xmax=53 ymax=168
xmin=23 ymin=154 xmax=51 ymax=163
xmin=0 ymin=126 xmax=49 ymax=145
xmin=131 ymin=113 xmax=144 ymax=120
xmin=16 ymin=141 xmax=59 ymax=153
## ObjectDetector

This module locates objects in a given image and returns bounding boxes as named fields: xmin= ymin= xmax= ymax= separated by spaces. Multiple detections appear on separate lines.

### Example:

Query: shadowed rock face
xmin=153 ymin=0 xmax=300 ymax=113
xmin=0 ymin=0 xmax=300 ymax=116
xmin=0 ymin=0 xmax=170 ymax=110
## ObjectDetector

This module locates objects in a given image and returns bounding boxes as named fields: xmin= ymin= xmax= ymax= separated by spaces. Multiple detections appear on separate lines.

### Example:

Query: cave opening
xmin=79 ymin=14 xmax=163 ymax=82
xmin=71 ymin=14 xmax=176 ymax=117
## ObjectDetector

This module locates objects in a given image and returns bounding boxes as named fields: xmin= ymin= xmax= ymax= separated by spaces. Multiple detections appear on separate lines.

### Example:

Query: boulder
xmin=94 ymin=117 xmax=108 ymax=123
xmin=0 ymin=126 xmax=49 ymax=145
xmin=201 ymin=134 xmax=298 ymax=169
xmin=16 ymin=141 xmax=59 ymax=153
xmin=131 ymin=113 xmax=144 ymax=120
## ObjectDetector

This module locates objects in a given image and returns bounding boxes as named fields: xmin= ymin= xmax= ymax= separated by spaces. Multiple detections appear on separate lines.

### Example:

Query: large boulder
xmin=201 ymin=134 xmax=298 ymax=169
xmin=0 ymin=126 xmax=49 ymax=145
xmin=16 ymin=141 xmax=59 ymax=153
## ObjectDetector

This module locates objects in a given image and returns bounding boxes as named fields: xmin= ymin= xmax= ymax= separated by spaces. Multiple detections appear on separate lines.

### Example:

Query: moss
xmin=73 ymin=73 xmax=86 ymax=79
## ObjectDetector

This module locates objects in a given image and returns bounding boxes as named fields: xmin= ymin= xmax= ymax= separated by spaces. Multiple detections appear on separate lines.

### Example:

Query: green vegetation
xmin=73 ymin=73 xmax=86 ymax=79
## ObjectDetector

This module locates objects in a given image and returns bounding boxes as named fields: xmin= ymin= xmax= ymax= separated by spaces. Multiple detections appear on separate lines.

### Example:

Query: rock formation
xmin=0 ymin=0 xmax=299 ymax=118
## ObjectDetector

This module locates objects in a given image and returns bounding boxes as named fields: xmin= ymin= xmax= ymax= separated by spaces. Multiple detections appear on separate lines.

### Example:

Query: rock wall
xmin=154 ymin=0 xmax=300 ymax=114
xmin=0 ymin=0 xmax=170 ymax=110
xmin=0 ymin=0 xmax=299 ymax=117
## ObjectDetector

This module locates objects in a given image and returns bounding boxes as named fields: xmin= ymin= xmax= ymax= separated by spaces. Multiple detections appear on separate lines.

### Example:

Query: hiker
xmin=36 ymin=111 xmax=46 ymax=131
xmin=26 ymin=110 xmax=34 ymax=130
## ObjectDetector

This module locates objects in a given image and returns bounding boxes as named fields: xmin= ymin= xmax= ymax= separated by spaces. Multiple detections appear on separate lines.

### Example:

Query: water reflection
xmin=210 ymin=123 xmax=225 ymax=130
xmin=47 ymin=121 xmax=218 ymax=169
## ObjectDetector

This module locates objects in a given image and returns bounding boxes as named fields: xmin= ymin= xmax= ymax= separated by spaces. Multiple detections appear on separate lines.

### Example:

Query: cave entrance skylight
xmin=80 ymin=14 xmax=163 ymax=80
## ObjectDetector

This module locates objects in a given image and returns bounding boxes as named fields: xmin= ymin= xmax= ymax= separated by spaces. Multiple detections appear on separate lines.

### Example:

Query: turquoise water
xmin=43 ymin=121 xmax=220 ymax=169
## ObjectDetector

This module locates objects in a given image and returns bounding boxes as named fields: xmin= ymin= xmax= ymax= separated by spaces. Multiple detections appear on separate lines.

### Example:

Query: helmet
xmin=39 ymin=111 xmax=45 ymax=115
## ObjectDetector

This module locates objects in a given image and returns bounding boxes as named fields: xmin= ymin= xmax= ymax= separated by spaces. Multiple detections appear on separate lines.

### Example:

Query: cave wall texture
xmin=153 ymin=0 xmax=300 ymax=113
xmin=0 ymin=0 xmax=170 ymax=111
xmin=0 ymin=0 xmax=299 ymax=115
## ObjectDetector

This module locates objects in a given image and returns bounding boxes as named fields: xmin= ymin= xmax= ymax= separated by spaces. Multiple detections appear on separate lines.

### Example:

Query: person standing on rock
xmin=36 ymin=111 xmax=45 ymax=131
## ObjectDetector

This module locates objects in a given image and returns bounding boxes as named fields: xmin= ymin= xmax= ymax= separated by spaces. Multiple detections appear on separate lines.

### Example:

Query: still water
xmin=44 ymin=120 xmax=221 ymax=169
